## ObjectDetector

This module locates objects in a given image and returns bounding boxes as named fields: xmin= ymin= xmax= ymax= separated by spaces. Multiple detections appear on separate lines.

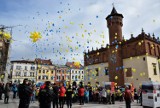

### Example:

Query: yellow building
xmin=35 ymin=58 xmax=55 ymax=83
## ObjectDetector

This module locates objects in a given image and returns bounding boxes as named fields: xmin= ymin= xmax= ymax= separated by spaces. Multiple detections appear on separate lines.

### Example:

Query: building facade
xmin=84 ymin=7 xmax=160 ymax=89
xmin=66 ymin=62 xmax=84 ymax=85
xmin=55 ymin=65 xmax=70 ymax=83
xmin=35 ymin=58 xmax=55 ymax=83
xmin=11 ymin=60 xmax=37 ymax=83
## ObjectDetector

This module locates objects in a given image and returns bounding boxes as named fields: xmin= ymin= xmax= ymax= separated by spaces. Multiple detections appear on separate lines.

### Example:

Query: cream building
xmin=11 ymin=60 xmax=37 ymax=83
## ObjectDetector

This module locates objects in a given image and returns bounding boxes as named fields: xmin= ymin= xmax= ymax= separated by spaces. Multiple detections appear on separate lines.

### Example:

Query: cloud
xmin=1 ymin=0 xmax=160 ymax=65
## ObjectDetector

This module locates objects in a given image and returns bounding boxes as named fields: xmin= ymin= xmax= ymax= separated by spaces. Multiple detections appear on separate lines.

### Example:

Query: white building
xmin=66 ymin=62 xmax=84 ymax=85
xmin=11 ymin=60 xmax=37 ymax=83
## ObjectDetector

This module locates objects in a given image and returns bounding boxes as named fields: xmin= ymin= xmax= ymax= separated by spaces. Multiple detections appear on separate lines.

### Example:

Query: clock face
xmin=110 ymin=54 xmax=116 ymax=63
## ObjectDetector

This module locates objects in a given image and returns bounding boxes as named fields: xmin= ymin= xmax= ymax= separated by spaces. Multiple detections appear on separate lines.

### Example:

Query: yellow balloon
xmin=124 ymin=69 xmax=128 ymax=72
xmin=30 ymin=31 xmax=42 ymax=42
xmin=115 ymin=76 xmax=118 ymax=80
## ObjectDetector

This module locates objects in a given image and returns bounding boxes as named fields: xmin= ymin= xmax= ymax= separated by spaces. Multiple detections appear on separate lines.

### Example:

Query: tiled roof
xmin=35 ymin=58 xmax=52 ymax=65
xmin=11 ymin=60 xmax=35 ymax=64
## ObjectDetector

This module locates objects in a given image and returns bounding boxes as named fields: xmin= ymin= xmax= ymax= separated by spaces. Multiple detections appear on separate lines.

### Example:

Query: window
xmin=62 ymin=76 xmax=64 ymax=80
xmin=30 ymin=72 xmax=32 ymax=77
xmin=46 ymin=76 xmax=48 ymax=80
xmin=59 ymin=76 xmax=61 ymax=80
xmin=143 ymin=57 xmax=145 ymax=61
xmin=79 ymin=71 xmax=80 ymax=74
xmin=25 ymin=66 xmax=27 ymax=70
xmin=104 ymin=67 xmax=109 ymax=75
xmin=16 ymin=66 xmax=21 ymax=70
xmin=82 ymin=71 xmax=83 ymax=74
xmin=126 ymin=68 xmax=132 ymax=77
xmin=16 ymin=72 xmax=21 ymax=76
xmin=75 ymin=75 xmax=77 ymax=80
xmin=82 ymin=76 xmax=84 ymax=79
xmin=57 ymin=76 xmax=59 ymax=80
xmin=33 ymin=73 xmax=35 ymax=77
xmin=95 ymin=68 xmax=99 ymax=76
xmin=24 ymin=72 xmax=27 ymax=77
xmin=38 ymin=76 xmax=41 ymax=80
xmin=51 ymin=76 xmax=54 ymax=80
xmin=42 ymin=76 xmax=45 ymax=80
xmin=72 ymin=70 xmax=74 ymax=73
xmin=78 ymin=76 xmax=81 ymax=79
xmin=75 ymin=71 xmax=77 ymax=74
xmin=51 ymin=71 xmax=54 ymax=74
xmin=31 ymin=66 xmax=35 ymax=71
xmin=153 ymin=63 xmax=157 ymax=75
xmin=39 ymin=70 xmax=41 ymax=73
xmin=43 ymin=70 xmax=45 ymax=74
xmin=72 ymin=75 xmax=74 ymax=80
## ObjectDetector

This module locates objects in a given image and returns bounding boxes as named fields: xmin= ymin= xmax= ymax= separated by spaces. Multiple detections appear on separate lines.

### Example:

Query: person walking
xmin=59 ymin=83 xmax=66 ymax=108
xmin=12 ymin=83 xmax=18 ymax=99
xmin=4 ymin=83 xmax=10 ymax=104
xmin=18 ymin=79 xmax=33 ymax=108
xmin=39 ymin=81 xmax=53 ymax=108
xmin=124 ymin=86 xmax=132 ymax=108
xmin=78 ymin=85 xmax=85 ymax=105
xmin=52 ymin=83 xmax=59 ymax=108
xmin=66 ymin=85 xmax=73 ymax=108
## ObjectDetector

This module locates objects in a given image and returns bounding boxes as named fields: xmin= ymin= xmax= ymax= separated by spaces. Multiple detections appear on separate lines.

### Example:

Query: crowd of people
xmin=0 ymin=79 xmax=142 ymax=108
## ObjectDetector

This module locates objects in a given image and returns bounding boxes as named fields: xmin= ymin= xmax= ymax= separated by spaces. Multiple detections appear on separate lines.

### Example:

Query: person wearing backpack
xmin=124 ymin=86 xmax=132 ymax=108
xmin=38 ymin=81 xmax=53 ymax=108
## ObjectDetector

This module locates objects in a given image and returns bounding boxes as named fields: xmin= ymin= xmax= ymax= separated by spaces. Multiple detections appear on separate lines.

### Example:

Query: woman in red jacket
xmin=78 ymin=85 xmax=85 ymax=105
xmin=59 ymin=83 xmax=66 ymax=108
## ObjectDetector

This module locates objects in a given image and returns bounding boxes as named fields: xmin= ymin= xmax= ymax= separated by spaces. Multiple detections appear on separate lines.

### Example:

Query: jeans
xmin=13 ymin=91 xmax=17 ymax=99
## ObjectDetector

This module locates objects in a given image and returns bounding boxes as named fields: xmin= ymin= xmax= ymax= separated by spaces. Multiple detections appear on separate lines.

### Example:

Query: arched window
xmin=148 ymin=42 xmax=151 ymax=55
xmin=157 ymin=46 xmax=160 ymax=56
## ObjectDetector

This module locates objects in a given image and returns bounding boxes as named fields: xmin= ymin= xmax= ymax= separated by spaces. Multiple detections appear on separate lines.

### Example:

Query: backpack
xmin=39 ymin=88 xmax=53 ymax=103
xmin=124 ymin=90 xmax=132 ymax=100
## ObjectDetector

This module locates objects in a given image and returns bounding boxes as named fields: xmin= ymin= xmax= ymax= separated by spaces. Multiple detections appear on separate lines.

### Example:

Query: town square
xmin=0 ymin=0 xmax=160 ymax=108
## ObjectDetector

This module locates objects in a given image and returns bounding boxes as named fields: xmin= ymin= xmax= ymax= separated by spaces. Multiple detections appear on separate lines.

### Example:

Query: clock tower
xmin=106 ymin=6 xmax=124 ymax=86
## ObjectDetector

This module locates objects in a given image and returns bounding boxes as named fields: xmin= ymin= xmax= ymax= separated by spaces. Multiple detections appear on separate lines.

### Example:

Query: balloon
xmin=124 ymin=68 xmax=128 ymax=72
xmin=115 ymin=76 xmax=118 ymax=80
xmin=30 ymin=31 xmax=42 ymax=42
xmin=1 ymin=31 xmax=11 ymax=40
xmin=74 ymin=62 xmax=80 ymax=68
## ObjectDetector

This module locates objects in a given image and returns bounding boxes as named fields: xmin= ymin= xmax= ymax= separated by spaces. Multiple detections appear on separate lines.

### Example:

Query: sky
xmin=0 ymin=0 xmax=160 ymax=65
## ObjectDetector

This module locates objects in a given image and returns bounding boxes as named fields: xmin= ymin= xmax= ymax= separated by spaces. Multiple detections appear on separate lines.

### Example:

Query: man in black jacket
xmin=39 ymin=81 xmax=53 ymax=108
xmin=18 ymin=79 xmax=32 ymax=108
xmin=66 ymin=85 xmax=73 ymax=108
xmin=52 ymin=83 xmax=59 ymax=108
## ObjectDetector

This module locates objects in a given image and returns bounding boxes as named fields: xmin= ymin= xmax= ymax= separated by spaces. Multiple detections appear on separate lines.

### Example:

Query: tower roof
xmin=106 ymin=6 xmax=123 ymax=19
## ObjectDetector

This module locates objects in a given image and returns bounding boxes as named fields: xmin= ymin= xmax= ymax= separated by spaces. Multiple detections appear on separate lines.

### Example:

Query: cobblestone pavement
xmin=0 ymin=94 xmax=143 ymax=108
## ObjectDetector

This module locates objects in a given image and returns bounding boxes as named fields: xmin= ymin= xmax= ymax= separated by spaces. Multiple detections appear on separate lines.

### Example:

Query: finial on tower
xmin=112 ymin=3 xmax=115 ymax=7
